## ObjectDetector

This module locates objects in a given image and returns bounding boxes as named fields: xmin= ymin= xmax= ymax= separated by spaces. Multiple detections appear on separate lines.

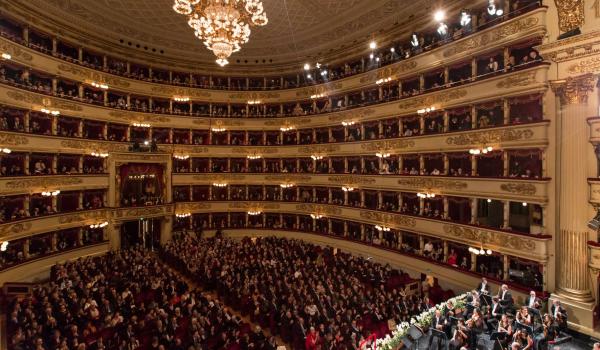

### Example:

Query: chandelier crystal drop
xmin=173 ymin=0 xmax=268 ymax=66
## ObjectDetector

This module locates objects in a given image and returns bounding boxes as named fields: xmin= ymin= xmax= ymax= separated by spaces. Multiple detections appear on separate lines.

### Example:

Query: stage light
xmin=434 ymin=10 xmax=445 ymax=22
xmin=369 ymin=41 xmax=377 ymax=49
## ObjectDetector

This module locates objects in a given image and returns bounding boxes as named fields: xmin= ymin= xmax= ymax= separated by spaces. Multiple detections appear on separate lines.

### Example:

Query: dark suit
xmin=477 ymin=282 xmax=491 ymax=295
xmin=498 ymin=290 xmax=512 ymax=307
xmin=524 ymin=296 xmax=541 ymax=309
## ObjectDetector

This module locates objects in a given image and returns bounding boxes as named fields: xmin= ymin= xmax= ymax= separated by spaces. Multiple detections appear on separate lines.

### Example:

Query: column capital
xmin=550 ymin=73 xmax=597 ymax=105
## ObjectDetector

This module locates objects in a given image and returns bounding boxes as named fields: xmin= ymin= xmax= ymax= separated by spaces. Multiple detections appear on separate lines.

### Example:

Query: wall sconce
xmin=41 ymin=108 xmax=60 ymax=116
xmin=469 ymin=246 xmax=493 ymax=255
xmin=310 ymin=93 xmax=325 ymax=99
xmin=91 ymin=81 xmax=109 ymax=90
xmin=376 ymin=77 xmax=393 ymax=85
xmin=174 ymin=96 xmax=190 ymax=102
xmin=91 ymin=151 xmax=109 ymax=158
xmin=1 ymin=148 xmax=11 ymax=154
xmin=341 ymin=121 xmax=356 ymax=126
xmin=247 ymin=154 xmax=262 ymax=160
xmin=0 ymin=241 xmax=8 ymax=251
xmin=280 ymin=183 xmax=295 ymax=188
xmin=376 ymin=152 xmax=391 ymax=158
xmin=90 ymin=221 xmax=109 ymax=229
xmin=310 ymin=213 xmax=324 ymax=219
xmin=211 ymin=127 xmax=226 ymax=132
xmin=280 ymin=126 xmax=295 ymax=132
xmin=342 ymin=186 xmax=355 ymax=192
xmin=311 ymin=155 xmax=324 ymax=160
xmin=41 ymin=190 xmax=61 ymax=197
xmin=174 ymin=154 xmax=190 ymax=160
xmin=417 ymin=192 xmax=436 ymax=198
xmin=132 ymin=123 xmax=151 ymax=128
xmin=417 ymin=106 xmax=436 ymax=114
xmin=247 ymin=210 xmax=262 ymax=216
xmin=469 ymin=146 xmax=494 ymax=155
xmin=1 ymin=53 xmax=11 ymax=60
xmin=247 ymin=100 xmax=262 ymax=105
xmin=212 ymin=182 xmax=227 ymax=187
xmin=176 ymin=213 xmax=191 ymax=218
xmin=375 ymin=225 xmax=391 ymax=232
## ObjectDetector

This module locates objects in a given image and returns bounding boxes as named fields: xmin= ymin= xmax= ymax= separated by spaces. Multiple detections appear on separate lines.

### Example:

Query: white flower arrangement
xmin=371 ymin=293 xmax=468 ymax=350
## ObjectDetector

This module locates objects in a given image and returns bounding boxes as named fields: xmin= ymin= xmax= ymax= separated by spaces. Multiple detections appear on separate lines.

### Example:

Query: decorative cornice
xmin=500 ymin=183 xmax=537 ymax=195
xmin=228 ymin=91 xmax=281 ymax=99
xmin=177 ymin=202 xmax=212 ymax=211
xmin=554 ymin=0 xmax=585 ymax=32
xmin=263 ymin=118 xmax=312 ymax=126
xmin=295 ymin=204 xmax=341 ymax=215
xmin=0 ymin=132 xmax=29 ymax=146
xmin=297 ymin=144 xmax=341 ymax=154
xmin=296 ymin=82 xmax=343 ymax=98
xmin=568 ymin=56 xmax=600 ymax=74
xmin=328 ymin=108 xmax=376 ymax=122
xmin=443 ymin=225 xmax=536 ymax=251
xmin=397 ymin=89 xmax=467 ymax=110
xmin=230 ymin=147 xmax=279 ymax=155
xmin=0 ymin=222 xmax=32 ymax=237
xmin=60 ymin=139 xmax=128 ymax=152
xmin=359 ymin=210 xmax=417 ymax=227
xmin=360 ymin=139 xmax=415 ymax=151
xmin=263 ymin=175 xmax=313 ymax=182
xmin=114 ymin=205 xmax=172 ymax=219
xmin=7 ymin=91 xmax=83 ymax=111
xmin=108 ymin=111 xmax=171 ymax=123
xmin=396 ymin=178 xmax=468 ymax=191
xmin=5 ymin=177 xmax=83 ymax=190
xmin=359 ymin=61 xmax=418 ymax=84
xmin=445 ymin=129 xmax=534 ymax=146
xmin=150 ymin=86 xmax=211 ymax=98
xmin=443 ymin=16 xmax=540 ymax=57
xmin=57 ymin=64 xmax=130 ymax=88
xmin=228 ymin=202 xmax=280 ymax=210
xmin=550 ymin=73 xmax=597 ymax=105
xmin=194 ymin=174 xmax=247 ymax=181
xmin=0 ymin=41 xmax=33 ymax=61
xmin=58 ymin=210 xmax=109 ymax=224
xmin=495 ymin=71 xmax=538 ymax=89
xmin=327 ymin=175 xmax=376 ymax=185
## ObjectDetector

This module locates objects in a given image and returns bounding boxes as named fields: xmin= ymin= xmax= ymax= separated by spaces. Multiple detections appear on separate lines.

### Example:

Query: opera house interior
xmin=0 ymin=0 xmax=599 ymax=349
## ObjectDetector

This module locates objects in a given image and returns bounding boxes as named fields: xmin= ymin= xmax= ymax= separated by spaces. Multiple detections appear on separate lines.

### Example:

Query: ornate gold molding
xmin=327 ymin=175 xmax=376 ymax=185
xmin=360 ymin=139 xmax=415 ymax=151
xmin=568 ymin=56 xmax=600 ymax=74
xmin=446 ymin=129 xmax=534 ymax=146
xmin=359 ymin=61 xmax=418 ymax=84
xmin=58 ymin=210 xmax=109 ymax=224
xmin=0 ymin=132 xmax=29 ymax=146
xmin=0 ymin=41 xmax=33 ymax=61
xmin=228 ymin=202 xmax=280 ymax=210
xmin=263 ymin=118 xmax=312 ymax=126
xmin=397 ymin=89 xmax=467 ymax=110
xmin=495 ymin=71 xmax=538 ymax=89
xmin=359 ymin=210 xmax=417 ymax=227
xmin=177 ymin=202 xmax=212 ymax=211
xmin=554 ymin=0 xmax=585 ymax=32
xmin=0 ymin=222 xmax=32 ymax=237
xmin=60 ymin=140 xmax=128 ymax=152
xmin=107 ymin=111 xmax=170 ymax=123
xmin=194 ymin=174 xmax=247 ymax=181
xmin=150 ymin=86 xmax=211 ymax=98
xmin=57 ymin=64 xmax=130 ymax=88
xmin=228 ymin=91 xmax=280 ymax=99
xmin=296 ymin=82 xmax=343 ymax=98
xmin=7 ymin=91 xmax=83 ymax=111
xmin=230 ymin=147 xmax=279 ymax=155
xmin=500 ymin=183 xmax=537 ymax=195
xmin=550 ymin=73 xmax=597 ymax=105
xmin=295 ymin=204 xmax=342 ymax=215
xmin=443 ymin=225 xmax=537 ymax=251
xmin=263 ymin=174 xmax=313 ymax=182
xmin=5 ymin=177 xmax=83 ymax=190
xmin=443 ymin=16 xmax=540 ymax=57
xmin=328 ymin=108 xmax=376 ymax=122
xmin=396 ymin=178 xmax=468 ymax=191
xmin=297 ymin=144 xmax=341 ymax=154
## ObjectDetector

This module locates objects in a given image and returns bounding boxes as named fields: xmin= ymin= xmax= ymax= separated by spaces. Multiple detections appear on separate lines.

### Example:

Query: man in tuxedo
xmin=485 ymin=297 xmax=502 ymax=333
xmin=477 ymin=277 xmax=491 ymax=295
xmin=429 ymin=309 xmax=448 ymax=349
xmin=525 ymin=290 xmax=541 ymax=310
xmin=551 ymin=299 xmax=567 ymax=331
xmin=498 ymin=284 xmax=513 ymax=311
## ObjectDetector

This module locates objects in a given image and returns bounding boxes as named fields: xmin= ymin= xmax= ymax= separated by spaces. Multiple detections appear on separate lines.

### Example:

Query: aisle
xmin=159 ymin=254 xmax=290 ymax=349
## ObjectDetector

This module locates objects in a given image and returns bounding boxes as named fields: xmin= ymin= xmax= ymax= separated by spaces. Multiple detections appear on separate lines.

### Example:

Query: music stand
xmin=527 ymin=307 xmax=541 ymax=329
xmin=515 ymin=321 xmax=534 ymax=336
xmin=480 ymin=293 xmax=492 ymax=307
xmin=430 ymin=328 xmax=449 ymax=350
xmin=408 ymin=324 xmax=424 ymax=349
xmin=490 ymin=331 xmax=507 ymax=342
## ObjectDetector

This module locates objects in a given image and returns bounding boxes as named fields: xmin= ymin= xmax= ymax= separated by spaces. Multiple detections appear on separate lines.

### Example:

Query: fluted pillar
xmin=552 ymin=73 xmax=597 ymax=301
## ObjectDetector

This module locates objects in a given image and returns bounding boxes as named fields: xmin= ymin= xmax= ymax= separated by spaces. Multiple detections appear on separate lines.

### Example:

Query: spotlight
xmin=303 ymin=63 xmax=310 ymax=70
xmin=434 ymin=10 xmax=445 ymax=22
xmin=369 ymin=41 xmax=376 ymax=49
xmin=369 ymin=53 xmax=374 ymax=59
xmin=390 ymin=47 xmax=395 ymax=53
xmin=411 ymin=33 xmax=419 ymax=48
xmin=460 ymin=10 xmax=471 ymax=27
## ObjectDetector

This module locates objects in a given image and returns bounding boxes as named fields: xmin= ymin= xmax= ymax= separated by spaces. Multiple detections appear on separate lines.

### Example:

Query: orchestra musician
xmin=477 ymin=277 xmax=491 ymax=295
xmin=534 ymin=314 xmax=558 ymax=350
xmin=516 ymin=306 xmax=533 ymax=327
xmin=429 ymin=309 xmax=448 ymax=348
xmin=512 ymin=328 xmax=534 ymax=350
xmin=525 ymin=290 xmax=541 ymax=310
xmin=550 ymin=299 xmax=567 ymax=331
xmin=484 ymin=296 xmax=502 ymax=334
xmin=497 ymin=284 xmax=513 ymax=311
xmin=449 ymin=319 xmax=471 ymax=350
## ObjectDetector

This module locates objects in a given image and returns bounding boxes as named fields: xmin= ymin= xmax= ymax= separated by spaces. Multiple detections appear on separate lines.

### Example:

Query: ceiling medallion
xmin=172 ymin=0 xmax=268 ymax=66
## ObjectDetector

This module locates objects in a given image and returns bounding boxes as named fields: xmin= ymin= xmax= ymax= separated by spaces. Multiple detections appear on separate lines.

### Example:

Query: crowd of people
xmin=7 ymin=248 xmax=277 ymax=350
xmin=162 ymin=235 xmax=443 ymax=350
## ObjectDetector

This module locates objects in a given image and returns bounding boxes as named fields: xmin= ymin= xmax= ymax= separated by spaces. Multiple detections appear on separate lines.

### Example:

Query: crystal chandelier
xmin=172 ymin=0 xmax=268 ymax=66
